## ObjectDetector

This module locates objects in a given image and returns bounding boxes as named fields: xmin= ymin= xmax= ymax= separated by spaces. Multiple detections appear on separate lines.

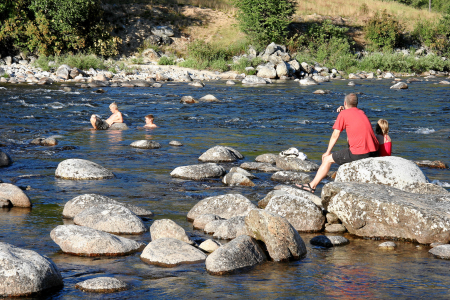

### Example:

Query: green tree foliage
xmin=232 ymin=0 xmax=297 ymax=45
xmin=365 ymin=10 xmax=404 ymax=50
xmin=0 ymin=0 xmax=120 ymax=57
xmin=413 ymin=10 xmax=450 ymax=55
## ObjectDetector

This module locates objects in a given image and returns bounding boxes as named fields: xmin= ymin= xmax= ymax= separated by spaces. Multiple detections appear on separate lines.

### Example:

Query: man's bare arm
xmin=322 ymin=129 xmax=341 ymax=160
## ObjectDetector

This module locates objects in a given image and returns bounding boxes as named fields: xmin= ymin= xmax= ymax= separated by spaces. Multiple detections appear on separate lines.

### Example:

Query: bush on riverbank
xmin=34 ymin=54 xmax=107 ymax=72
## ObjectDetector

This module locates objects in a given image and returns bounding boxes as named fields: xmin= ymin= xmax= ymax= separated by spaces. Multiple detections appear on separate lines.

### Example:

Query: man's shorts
xmin=332 ymin=148 xmax=378 ymax=165
xmin=95 ymin=116 xmax=109 ymax=130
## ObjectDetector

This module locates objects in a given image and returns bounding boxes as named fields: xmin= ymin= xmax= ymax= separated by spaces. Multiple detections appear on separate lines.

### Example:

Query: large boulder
xmin=276 ymin=62 xmax=289 ymax=77
xmin=275 ymin=156 xmax=319 ymax=172
xmin=56 ymin=64 xmax=70 ymax=80
xmin=62 ymin=194 xmax=153 ymax=218
xmin=273 ymin=185 xmax=323 ymax=207
xmin=55 ymin=159 xmax=114 ymax=180
xmin=0 ymin=242 xmax=63 ymax=297
xmin=187 ymin=194 xmax=257 ymax=221
xmin=140 ymin=238 xmax=207 ymax=267
xmin=50 ymin=225 xmax=145 ymax=256
xmin=213 ymin=216 xmax=248 ymax=240
xmin=205 ymin=235 xmax=266 ymax=275
xmin=334 ymin=156 xmax=441 ymax=193
xmin=0 ymin=150 xmax=13 ymax=167
xmin=257 ymin=66 xmax=277 ymax=79
xmin=75 ymin=277 xmax=128 ymax=293
xmin=265 ymin=193 xmax=325 ymax=232
xmin=270 ymin=171 xmax=311 ymax=184
xmin=322 ymin=182 xmax=450 ymax=244
xmin=170 ymin=163 xmax=226 ymax=180
xmin=73 ymin=203 xmax=147 ymax=234
xmin=198 ymin=146 xmax=243 ymax=162
xmin=150 ymin=219 xmax=193 ymax=244
xmin=245 ymin=209 xmax=307 ymax=261
xmin=0 ymin=183 xmax=31 ymax=207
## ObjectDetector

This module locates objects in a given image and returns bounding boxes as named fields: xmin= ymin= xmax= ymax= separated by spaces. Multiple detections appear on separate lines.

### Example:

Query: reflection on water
xmin=0 ymin=80 xmax=449 ymax=298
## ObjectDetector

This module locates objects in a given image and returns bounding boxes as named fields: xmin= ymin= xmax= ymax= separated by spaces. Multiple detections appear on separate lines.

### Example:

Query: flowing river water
xmin=0 ymin=78 xmax=449 ymax=299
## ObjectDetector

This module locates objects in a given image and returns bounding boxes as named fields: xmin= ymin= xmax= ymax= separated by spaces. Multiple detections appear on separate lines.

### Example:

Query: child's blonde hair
xmin=376 ymin=119 xmax=389 ymax=135
xmin=109 ymin=102 xmax=118 ymax=109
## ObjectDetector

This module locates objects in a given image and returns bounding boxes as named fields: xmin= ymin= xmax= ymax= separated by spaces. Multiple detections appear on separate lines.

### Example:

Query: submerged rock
xmin=0 ymin=150 xmax=12 ymax=167
xmin=310 ymin=235 xmax=349 ymax=247
xmin=30 ymin=137 xmax=58 ymax=146
xmin=140 ymin=238 xmax=207 ymax=267
xmin=150 ymin=219 xmax=193 ymax=244
xmin=429 ymin=244 xmax=450 ymax=259
xmin=205 ymin=235 xmax=266 ymax=275
xmin=50 ymin=225 xmax=145 ymax=256
xmin=130 ymin=140 xmax=161 ymax=149
xmin=0 ymin=183 xmax=32 ymax=207
xmin=187 ymin=194 xmax=256 ymax=221
xmin=55 ymin=159 xmax=114 ymax=180
xmin=245 ymin=209 xmax=307 ymax=261
xmin=170 ymin=163 xmax=226 ymax=180
xmin=75 ymin=277 xmax=128 ymax=293
xmin=198 ymin=145 xmax=243 ymax=162
xmin=322 ymin=182 xmax=450 ymax=244
xmin=0 ymin=242 xmax=63 ymax=297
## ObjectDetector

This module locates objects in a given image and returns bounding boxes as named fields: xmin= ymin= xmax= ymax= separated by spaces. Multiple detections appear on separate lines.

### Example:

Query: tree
xmin=233 ymin=0 xmax=297 ymax=45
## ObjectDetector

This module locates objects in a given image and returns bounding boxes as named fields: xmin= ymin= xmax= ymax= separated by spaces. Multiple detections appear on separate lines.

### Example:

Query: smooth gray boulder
xmin=228 ymin=167 xmax=256 ymax=179
xmin=255 ymin=153 xmax=278 ymax=164
xmin=150 ymin=219 xmax=193 ymax=244
xmin=204 ymin=220 xmax=227 ymax=234
xmin=322 ymin=182 xmax=450 ymax=244
xmin=56 ymin=64 xmax=70 ymax=80
xmin=109 ymin=123 xmax=129 ymax=130
xmin=205 ymin=235 xmax=266 ymax=275
xmin=55 ymin=159 xmax=114 ymax=180
xmin=213 ymin=216 xmax=248 ymax=240
xmin=75 ymin=277 xmax=128 ymax=293
xmin=170 ymin=163 xmax=225 ymax=180
xmin=0 ymin=150 xmax=12 ymax=167
xmin=62 ymin=194 xmax=153 ymax=218
xmin=257 ymin=66 xmax=277 ymax=79
xmin=198 ymin=146 xmax=243 ymax=162
xmin=140 ymin=238 xmax=207 ymax=267
xmin=240 ymin=162 xmax=281 ymax=172
xmin=273 ymin=185 xmax=323 ymax=207
xmin=429 ymin=244 xmax=450 ymax=259
xmin=199 ymin=94 xmax=220 ymax=102
xmin=275 ymin=156 xmax=319 ymax=172
xmin=0 ymin=242 xmax=63 ymax=297
xmin=130 ymin=140 xmax=161 ymax=149
xmin=270 ymin=171 xmax=312 ymax=184
xmin=265 ymin=193 xmax=325 ymax=232
xmin=50 ymin=225 xmax=145 ymax=256
xmin=0 ymin=183 xmax=32 ymax=207
xmin=187 ymin=194 xmax=257 ymax=221
xmin=242 ymin=75 xmax=270 ymax=84
xmin=199 ymin=239 xmax=221 ymax=253
xmin=169 ymin=140 xmax=183 ymax=146
xmin=192 ymin=214 xmax=224 ymax=230
xmin=334 ymin=156 xmax=443 ymax=193
xmin=222 ymin=172 xmax=255 ymax=187
xmin=73 ymin=203 xmax=147 ymax=234
xmin=245 ymin=209 xmax=307 ymax=261
xmin=310 ymin=235 xmax=349 ymax=247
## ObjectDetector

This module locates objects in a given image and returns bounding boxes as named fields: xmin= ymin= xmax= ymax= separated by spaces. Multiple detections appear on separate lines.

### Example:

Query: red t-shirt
xmin=332 ymin=107 xmax=379 ymax=155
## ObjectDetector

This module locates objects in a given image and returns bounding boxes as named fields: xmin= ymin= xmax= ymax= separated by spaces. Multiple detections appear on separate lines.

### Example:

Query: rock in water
xmin=109 ymin=123 xmax=129 ymax=130
xmin=199 ymin=239 xmax=221 ymax=253
xmin=192 ymin=214 xmax=224 ymax=230
xmin=198 ymin=146 xmax=244 ymax=162
xmin=150 ymin=219 xmax=193 ymax=244
xmin=257 ymin=66 xmax=277 ymax=79
xmin=429 ymin=244 xmax=450 ymax=259
xmin=245 ymin=209 xmax=307 ymax=261
xmin=240 ymin=162 xmax=281 ymax=173
xmin=379 ymin=242 xmax=397 ymax=249
xmin=30 ymin=137 xmax=58 ymax=146
xmin=228 ymin=167 xmax=256 ymax=179
xmin=222 ymin=172 xmax=255 ymax=187
xmin=73 ymin=203 xmax=147 ymax=234
xmin=226 ymin=80 xmax=236 ymax=85
xmin=75 ymin=277 xmax=128 ymax=293
xmin=199 ymin=94 xmax=220 ymax=102
xmin=310 ymin=235 xmax=349 ymax=247
xmin=187 ymin=194 xmax=256 ymax=221
xmin=169 ymin=140 xmax=183 ymax=146
xmin=270 ymin=171 xmax=312 ymax=184
xmin=130 ymin=140 xmax=161 ymax=149
xmin=390 ymin=82 xmax=408 ymax=89
xmin=62 ymin=194 xmax=153 ymax=218
xmin=322 ymin=182 xmax=450 ymax=244
xmin=0 ymin=150 xmax=12 ymax=167
xmin=265 ymin=193 xmax=325 ymax=232
xmin=55 ymin=159 xmax=114 ymax=180
xmin=0 ymin=183 xmax=32 ymax=207
xmin=275 ymin=156 xmax=319 ymax=172
xmin=205 ymin=235 xmax=266 ymax=275
xmin=213 ymin=216 xmax=248 ymax=240
xmin=299 ymin=78 xmax=317 ymax=85
xmin=170 ymin=163 xmax=226 ymax=180
xmin=0 ymin=242 xmax=63 ymax=297
xmin=140 ymin=238 xmax=206 ymax=267
xmin=255 ymin=153 xmax=278 ymax=164
xmin=50 ymin=225 xmax=145 ymax=256
xmin=242 ymin=75 xmax=269 ymax=84
xmin=415 ymin=160 xmax=448 ymax=169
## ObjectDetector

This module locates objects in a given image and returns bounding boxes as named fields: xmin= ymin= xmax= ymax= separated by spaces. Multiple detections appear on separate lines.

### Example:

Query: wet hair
xmin=376 ymin=119 xmax=389 ymax=135
xmin=344 ymin=93 xmax=358 ymax=107
xmin=110 ymin=102 xmax=118 ymax=109
xmin=145 ymin=114 xmax=154 ymax=120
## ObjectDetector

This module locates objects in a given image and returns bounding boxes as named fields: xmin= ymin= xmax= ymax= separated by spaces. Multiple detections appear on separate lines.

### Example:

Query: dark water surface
xmin=0 ymin=79 xmax=449 ymax=299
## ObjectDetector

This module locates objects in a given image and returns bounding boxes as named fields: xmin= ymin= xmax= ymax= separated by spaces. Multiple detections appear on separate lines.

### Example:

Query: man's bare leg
xmin=297 ymin=154 xmax=335 ymax=192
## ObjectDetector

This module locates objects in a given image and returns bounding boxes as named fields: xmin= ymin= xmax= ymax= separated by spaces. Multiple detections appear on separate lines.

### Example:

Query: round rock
xmin=325 ymin=224 xmax=347 ymax=233
xmin=192 ymin=214 xmax=224 ymax=230
xmin=255 ymin=153 xmax=278 ymax=164
xmin=109 ymin=123 xmax=129 ymax=130
xmin=199 ymin=94 xmax=219 ymax=102
xmin=170 ymin=163 xmax=226 ymax=181
xmin=199 ymin=239 xmax=221 ymax=253
xmin=222 ymin=172 xmax=255 ymax=187
xmin=130 ymin=140 xmax=161 ymax=149
xmin=75 ymin=277 xmax=128 ymax=293
xmin=0 ymin=150 xmax=12 ymax=167
xmin=429 ymin=245 xmax=450 ymax=259
xmin=140 ymin=238 xmax=207 ymax=267
xmin=169 ymin=140 xmax=183 ymax=146
xmin=226 ymin=80 xmax=236 ymax=85
xmin=55 ymin=159 xmax=114 ymax=180
xmin=0 ymin=183 xmax=31 ymax=207
xmin=0 ymin=242 xmax=63 ymax=297
xmin=198 ymin=146 xmax=243 ymax=162
xmin=150 ymin=219 xmax=193 ymax=244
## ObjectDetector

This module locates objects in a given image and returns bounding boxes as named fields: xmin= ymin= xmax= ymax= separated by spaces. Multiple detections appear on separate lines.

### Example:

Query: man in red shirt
xmin=296 ymin=93 xmax=379 ymax=193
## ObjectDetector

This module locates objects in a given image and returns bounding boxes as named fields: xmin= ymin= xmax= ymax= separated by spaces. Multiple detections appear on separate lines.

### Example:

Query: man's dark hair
xmin=345 ymin=93 xmax=358 ymax=107
xmin=145 ymin=114 xmax=154 ymax=120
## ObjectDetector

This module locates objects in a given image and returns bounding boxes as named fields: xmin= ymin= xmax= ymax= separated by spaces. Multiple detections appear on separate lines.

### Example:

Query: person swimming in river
xmin=143 ymin=114 xmax=158 ymax=128
xmin=375 ymin=119 xmax=392 ymax=156
xmin=90 ymin=102 xmax=123 ymax=130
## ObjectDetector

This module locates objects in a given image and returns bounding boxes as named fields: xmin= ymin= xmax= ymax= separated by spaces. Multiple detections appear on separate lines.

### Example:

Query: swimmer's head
xmin=109 ymin=102 xmax=118 ymax=110
xmin=376 ymin=119 xmax=389 ymax=135
xmin=145 ymin=114 xmax=154 ymax=121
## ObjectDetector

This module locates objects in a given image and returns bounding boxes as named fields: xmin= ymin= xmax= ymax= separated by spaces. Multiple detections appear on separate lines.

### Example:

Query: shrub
xmin=365 ymin=10 xmax=404 ymax=51
xmin=33 ymin=53 xmax=106 ymax=71
xmin=413 ymin=12 xmax=450 ymax=56
xmin=158 ymin=56 xmax=176 ymax=65
xmin=232 ymin=0 xmax=296 ymax=45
